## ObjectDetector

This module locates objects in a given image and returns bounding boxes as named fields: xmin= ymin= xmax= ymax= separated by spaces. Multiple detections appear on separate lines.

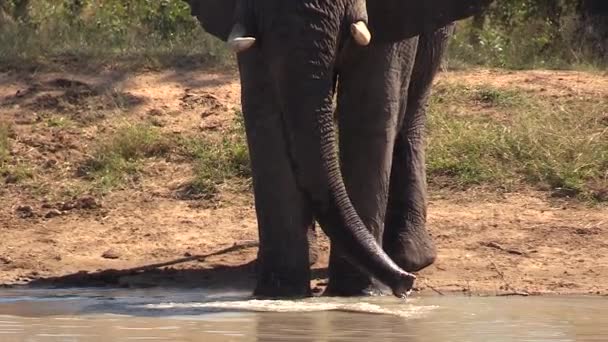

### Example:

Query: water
xmin=0 ymin=289 xmax=607 ymax=341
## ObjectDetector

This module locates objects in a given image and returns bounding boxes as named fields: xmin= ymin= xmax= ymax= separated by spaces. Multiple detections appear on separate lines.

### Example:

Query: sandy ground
xmin=0 ymin=67 xmax=607 ymax=296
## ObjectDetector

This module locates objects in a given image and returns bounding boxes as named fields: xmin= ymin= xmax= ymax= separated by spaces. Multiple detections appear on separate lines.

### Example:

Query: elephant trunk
xmin=273 ymin=1 xmax=414 ymax=297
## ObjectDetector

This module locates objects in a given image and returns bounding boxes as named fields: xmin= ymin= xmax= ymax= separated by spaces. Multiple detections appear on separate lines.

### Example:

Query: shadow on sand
xmin=26 ymin=243 xmax=259 ymax=291
xmin=17 ymin=242 xmax=329 ymax=295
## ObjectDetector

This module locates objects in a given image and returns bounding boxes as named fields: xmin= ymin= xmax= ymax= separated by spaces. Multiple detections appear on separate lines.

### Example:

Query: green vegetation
xmin=178 ymin=113 xmax=250 ymax=197
xmin=448 ymin=0 xmax=608 ymax=69
xmin=46 ymin=116 xmax=74 ymax=128
xmin=0 ymin=0 xmax=231 ymax=70
xmin=79 ymin=123 xmax=172 ymax=190
xmin=1 ymin=0 xmax=606 ymax=70
xmin=0 ymin=122 xmax=10 ymax=168
xmin=427 ymin=83 xmax=608 ymax=201
xmin=3 ymin=164 xmax=34 ymax=183
xmin=0 ymin=122 xmax=34 ymax=184
xmin=77 ymin=115 xmax=250 ymax=197
xmin=1 ymin=1 xmax=605 ymax=202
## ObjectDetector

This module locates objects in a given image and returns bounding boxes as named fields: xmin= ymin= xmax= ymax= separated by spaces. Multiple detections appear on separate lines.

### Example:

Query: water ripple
xmin=143 ymin=299 xmax=437 ymax=318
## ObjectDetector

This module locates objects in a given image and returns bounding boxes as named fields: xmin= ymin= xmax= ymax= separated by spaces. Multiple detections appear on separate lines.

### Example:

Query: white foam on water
xmin=36 ymin=333 xmax=98 ymax=337
xmin=115 ymin=326 xmax=180 ymax=331
xmin=52 ymin=317 xmax=87 ymax=321
xmin=0 ymin=321 xmax=25 ymax=332
xmin=144 ymin=299 xmax=437 ymax=319
xmin=124 ymin=337 xmax=171 ymax=341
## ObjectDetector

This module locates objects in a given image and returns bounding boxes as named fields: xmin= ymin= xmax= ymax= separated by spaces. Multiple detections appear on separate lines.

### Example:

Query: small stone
xmin=43 ymin=159 xmax=58 ymax=169
xmin=16 ymin=205 xmax=35 ymax=218
xmin=102 ymin=249 xmax=120 ymax=259
xmin=0 ymin=256 xmax=13 ymax=264
xmin=59 ymin=201 xmax=75 ymax=211
xmin=199 ymin=116 xmax=222 ymax=130
xmin=77 ymin=196 xmax=100 ymax=210
xmin=4 ymin=174 xmax=18 ymax=184
xmin=14 ymin=113 xmax=39 ymax=125
xmin=149 ymin=118 xmax=166 ymax=127
xmin=551 ymin=187 xmax=578 ymax=198
xmin=44 ymin=209 xmax=63 ymax=218
xmin=147 ymin=108 xmax=164 ymax=116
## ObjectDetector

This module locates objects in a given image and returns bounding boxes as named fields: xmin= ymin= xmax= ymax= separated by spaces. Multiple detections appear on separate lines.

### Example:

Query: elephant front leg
xmin=383 ymin=26 xmax=454 ymax=273
xmin=382 ymin=124 xmax=436 ymax=273
xmin=238 ymin=50 xmax=313 ymax=298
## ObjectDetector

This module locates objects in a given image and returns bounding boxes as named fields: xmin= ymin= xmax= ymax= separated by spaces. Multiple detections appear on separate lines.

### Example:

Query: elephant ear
xmin=369 ymin=0 xmax=493 ymax=41
xmin=367 ymin=2 xmax=425 ymax=41
xmin=440 ymin=0 xmax=494 ymax=24
xmin=186 ymin=0 xmax=236 ymax=41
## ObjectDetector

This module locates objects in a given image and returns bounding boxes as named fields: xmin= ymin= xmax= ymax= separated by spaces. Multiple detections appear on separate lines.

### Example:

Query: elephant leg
xmin=383 ymin=25 xmax=454 ymax=272
xmin=325 ymin=38 xmax=419 ymax=296
xmin=382 ymin=113 xmax=435 ymax=273
xmin=238 ymin=49 xmax=313 ymax=298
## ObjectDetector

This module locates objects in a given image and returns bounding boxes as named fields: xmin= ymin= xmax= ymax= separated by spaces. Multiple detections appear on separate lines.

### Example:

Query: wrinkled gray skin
xmin=186 ymin=0 xmax=492 ymax=297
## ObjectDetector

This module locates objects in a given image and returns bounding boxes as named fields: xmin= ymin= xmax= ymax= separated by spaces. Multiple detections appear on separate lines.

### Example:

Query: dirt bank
xmin=1 ymin=68 xmax=607 ymax=296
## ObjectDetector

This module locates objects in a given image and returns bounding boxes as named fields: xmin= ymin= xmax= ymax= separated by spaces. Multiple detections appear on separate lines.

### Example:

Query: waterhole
xmin=0 ymin=289 xmax=606 ymax=341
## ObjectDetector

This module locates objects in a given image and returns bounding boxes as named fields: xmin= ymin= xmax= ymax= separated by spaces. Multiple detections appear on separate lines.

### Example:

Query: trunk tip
xmin=391 ymin=271 xmax=416 ymax=298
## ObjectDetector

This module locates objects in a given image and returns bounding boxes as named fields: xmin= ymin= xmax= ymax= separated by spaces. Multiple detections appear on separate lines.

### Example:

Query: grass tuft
xmin=178 ymin=113 xmax=250 ymax=198
xmin=0 ymin=122 xmax=9 ymax=167
xmin=79 ymin=124 xmax=172 ymax=190
xmin=473 ymin=87 xmax=523 ymax=108
xmin=0 ymin=122 xmax=34 ymax=184
xmin=46 ymin=116 xmax=74 ymax=129
xmin=427 ymin=83 xmax=608 ymax=200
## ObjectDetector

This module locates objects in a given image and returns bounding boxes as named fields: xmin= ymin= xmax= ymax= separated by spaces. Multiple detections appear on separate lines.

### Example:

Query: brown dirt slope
xmin=1 ymin=68 xmax=607 ymax=296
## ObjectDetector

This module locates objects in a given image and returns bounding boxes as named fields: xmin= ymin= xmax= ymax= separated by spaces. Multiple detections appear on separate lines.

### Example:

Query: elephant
xmin=186 ymin=0 xmax=492 ymax=298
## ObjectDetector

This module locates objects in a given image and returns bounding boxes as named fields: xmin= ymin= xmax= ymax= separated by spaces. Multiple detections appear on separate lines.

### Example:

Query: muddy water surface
xmin=0 ymin=289 xmax=606 ymax=341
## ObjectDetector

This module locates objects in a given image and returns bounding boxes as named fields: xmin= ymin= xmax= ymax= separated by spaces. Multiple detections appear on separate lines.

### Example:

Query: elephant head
xmin=186 ymin=0 xmax=493 ymax=43
xmin=185 ymin=0 xmax=490 ymax=297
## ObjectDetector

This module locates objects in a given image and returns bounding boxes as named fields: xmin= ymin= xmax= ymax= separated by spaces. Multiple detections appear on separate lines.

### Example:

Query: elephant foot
xmin=324 ymin=276 xmax=415 ymax=297
xmin=323 ymin=271 xmax=377 ymax=297
xmin=254 ymin=256 xmax=312 ymax=298
xmin=324 ymin=281 xmax=381 ymax=297
xmin=385 ymin=228 xmax=437 ymax=273
xmin=253 ymin=278 xmax=311 ymax=299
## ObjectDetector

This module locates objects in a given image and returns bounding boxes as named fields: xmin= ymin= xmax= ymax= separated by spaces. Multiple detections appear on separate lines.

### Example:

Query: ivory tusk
xmin=351 ymin=21 xmax=372 ymax=46
xmin=228 ymin=37 xmax=256 ymax=53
